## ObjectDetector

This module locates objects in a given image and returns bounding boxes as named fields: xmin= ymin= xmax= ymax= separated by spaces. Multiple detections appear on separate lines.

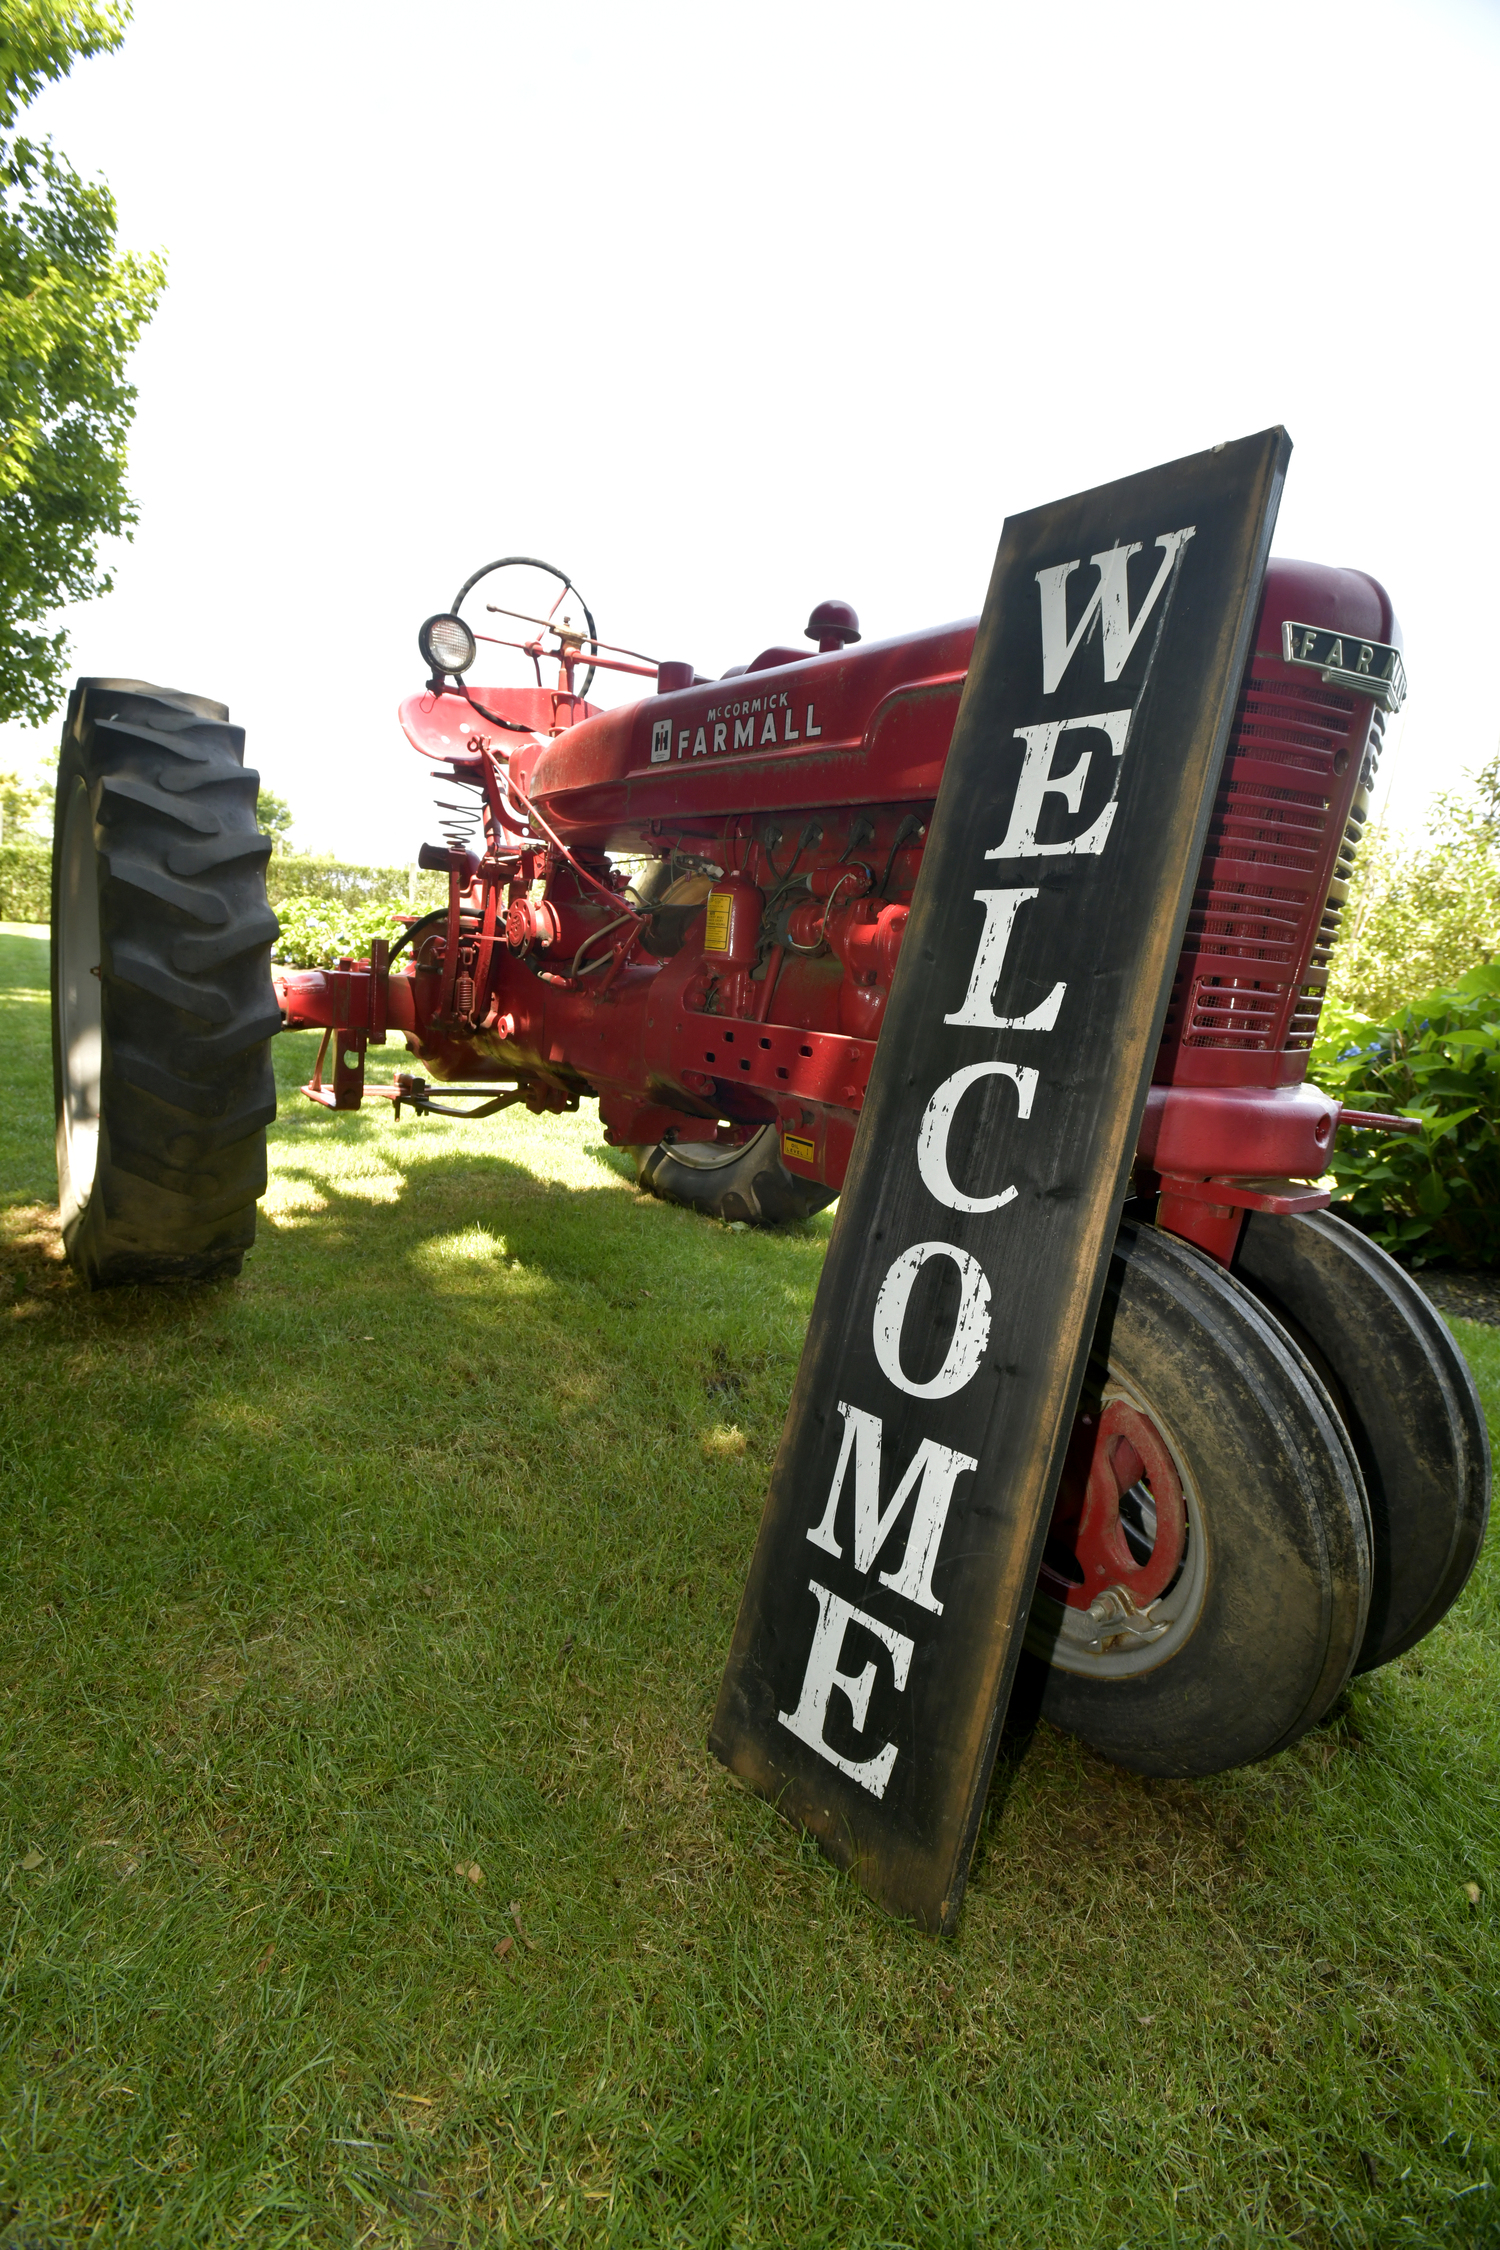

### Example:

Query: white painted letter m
xmin=806 ymin=1400 xmax=976 ymax=1616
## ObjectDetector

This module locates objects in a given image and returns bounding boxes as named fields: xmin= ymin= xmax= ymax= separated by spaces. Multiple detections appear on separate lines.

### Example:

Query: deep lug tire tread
xmin=632 ymin=1123 xmax=836 ymax=1224
xmin=50 ymin=678 xmax=279 ymax=1288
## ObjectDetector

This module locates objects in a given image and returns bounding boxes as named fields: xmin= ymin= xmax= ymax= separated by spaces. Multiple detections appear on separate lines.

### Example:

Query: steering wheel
xmin=451 ymin=555 xmax=599 ymax=703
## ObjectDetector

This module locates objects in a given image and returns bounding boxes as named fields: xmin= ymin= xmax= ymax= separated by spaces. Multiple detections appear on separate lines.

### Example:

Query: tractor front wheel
xmin=52 ymin=679 xmax=280 ymax=1287
xmin=631 ymin=1124 xmax=836 ymax=1225
xmin=1027 ymin=1223 xmax=1372 ymax=1777
xmin=1235 ymin=1209 xmax=1490 ymax=1672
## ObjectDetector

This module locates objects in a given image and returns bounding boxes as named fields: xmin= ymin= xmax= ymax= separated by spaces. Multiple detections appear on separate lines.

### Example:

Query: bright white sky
xmin=3 ymin=0 xmax=1497 ymax=862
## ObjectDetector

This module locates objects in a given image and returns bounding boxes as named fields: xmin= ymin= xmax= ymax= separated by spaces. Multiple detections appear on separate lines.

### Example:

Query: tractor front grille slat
xmin=1156 ymin=657 xmax=1382 ymax=1084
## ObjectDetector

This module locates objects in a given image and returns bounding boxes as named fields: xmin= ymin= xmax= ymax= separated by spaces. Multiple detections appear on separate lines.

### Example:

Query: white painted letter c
xmin=916 ymin=1060 xmax=1038 ymax=1214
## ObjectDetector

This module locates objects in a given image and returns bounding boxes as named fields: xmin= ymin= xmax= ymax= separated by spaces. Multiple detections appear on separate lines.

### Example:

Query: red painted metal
xmin=507 ymin=622 xmax=973 ymax=833
xmin=1069 ymin=1400 xmax=1187 ymax=1611
xmin=806 ymin=599 xmax=862 ymax=652
xmin=1155 ymin=562 xmax=1397 ymax=1088
xmin=702 ymin=875 xmax=764 ymax=968
xmin=1037 ymin=1396 xmax=1188 ymax=1613
xmin=1137 ymin=1081 xmax=1338 ymax=1178
xmin=273 ymin=555 xmax=1400 ymax=1277
xmin=1151 ymin=1190 xmax=1249 ymax=1268
xmin=1154 ymin=1172 xmax=1335 ymax=1267
xmin=399 ymin=685 xmax=599 ymax=760
xmin=1338 ymin=1107 xmax=1422 ymax=1136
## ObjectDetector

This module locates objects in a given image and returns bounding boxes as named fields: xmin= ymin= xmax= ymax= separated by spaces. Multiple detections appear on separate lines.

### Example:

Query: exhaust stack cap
xmin=805 ymin=599 xmax=861 ymax=654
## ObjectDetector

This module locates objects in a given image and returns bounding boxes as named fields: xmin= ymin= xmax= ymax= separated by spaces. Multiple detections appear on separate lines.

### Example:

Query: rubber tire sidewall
xmin=1236 ymin=1207 xmax=1491 ymax=1671
xmin=50 ymin=681 xmax=279 ymax=1288
xmin=633 ymin=1123 xmax=836 ymax=1225
xmin=1034 ymin=1223 xmax=1371 ymax=1778
xmin=53 ymin=765 xmax=103 ymax=1254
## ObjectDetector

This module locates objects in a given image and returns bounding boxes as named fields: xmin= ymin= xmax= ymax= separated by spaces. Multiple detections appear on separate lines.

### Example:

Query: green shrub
xmin=270 ymin=891 xmax=419 ymax=971
xmin=266 ymin=858 xmax=444 ymax=969
xmin=0 ymin=841 xmax=48 ymax=921
xmin=2 ymin=836 xmax=445 ymax=964
xmin=1311 ymin=964 xmax=1500 ymax=1267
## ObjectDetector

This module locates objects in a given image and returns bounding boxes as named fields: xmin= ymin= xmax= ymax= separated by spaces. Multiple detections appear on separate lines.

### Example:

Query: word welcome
xmin=775 ymin=529 xmax=1194 ymax=1798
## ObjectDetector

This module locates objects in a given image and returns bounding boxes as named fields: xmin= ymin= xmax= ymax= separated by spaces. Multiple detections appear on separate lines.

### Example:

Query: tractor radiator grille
xmin=1155 ymin=662 xmax=1381 ymax=1087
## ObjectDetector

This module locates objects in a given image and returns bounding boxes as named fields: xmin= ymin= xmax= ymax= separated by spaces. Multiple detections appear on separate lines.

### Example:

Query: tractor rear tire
xmin=1235 ymin=1209 xmax=1490 ymax=1672
xmin=631 ymin=1124 xmax=836 ymax=1224
xmin=1027 ymin=1223 xmax=1372 ymax=1778
xmin=51 ymin=679 xmax=280 ymax=1288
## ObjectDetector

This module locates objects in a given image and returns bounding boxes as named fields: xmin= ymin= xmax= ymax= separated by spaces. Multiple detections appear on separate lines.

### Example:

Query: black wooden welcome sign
xmin=711 ymin=429 xmax=1292 ymax=1930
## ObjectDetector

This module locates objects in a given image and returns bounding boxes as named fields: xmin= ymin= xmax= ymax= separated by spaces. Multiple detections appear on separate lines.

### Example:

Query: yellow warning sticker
xmin=704 ymin=889 xmax=733 ymax=954
xmin=781 ymin=1132 xmax=816 ymax=1165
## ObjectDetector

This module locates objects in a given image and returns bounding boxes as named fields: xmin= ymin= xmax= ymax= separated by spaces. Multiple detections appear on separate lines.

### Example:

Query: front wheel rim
xmin=1027 ymin=1375 xmax=1210 ymax=1680
xmin=57 ymin=776 xmax=102 ymax=1205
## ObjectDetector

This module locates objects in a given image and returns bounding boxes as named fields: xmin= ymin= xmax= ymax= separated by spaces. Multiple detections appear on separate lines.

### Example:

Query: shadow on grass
xmin=2 ymin=1059 xmax=1499 ymax=2241
xmin=4 ymin=1086 xmax=1049 ymax=1808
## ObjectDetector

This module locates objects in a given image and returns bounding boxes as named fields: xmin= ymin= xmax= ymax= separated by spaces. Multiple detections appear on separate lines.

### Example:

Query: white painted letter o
xmin=871 ymin=1240 xmax=992 ymax=1400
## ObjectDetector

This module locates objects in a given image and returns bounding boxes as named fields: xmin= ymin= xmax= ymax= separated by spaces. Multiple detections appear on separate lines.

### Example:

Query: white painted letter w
xmin=1036 ymin=526 xmax=1196 ymax=695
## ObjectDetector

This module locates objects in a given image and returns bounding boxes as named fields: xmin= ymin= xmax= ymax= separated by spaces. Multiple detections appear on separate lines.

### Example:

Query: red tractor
xmin=49 ymin=550 xmax=1489 ymax=1780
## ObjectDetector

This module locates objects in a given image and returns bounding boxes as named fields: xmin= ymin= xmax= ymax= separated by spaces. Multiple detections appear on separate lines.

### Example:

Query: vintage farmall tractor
xmin=49 ymin=549 xmax=1489 ymax=1780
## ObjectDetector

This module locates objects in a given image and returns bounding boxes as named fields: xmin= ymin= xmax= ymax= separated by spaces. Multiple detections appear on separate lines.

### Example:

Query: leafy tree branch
xmin=0 ymin=0 xmax=162 ymax=725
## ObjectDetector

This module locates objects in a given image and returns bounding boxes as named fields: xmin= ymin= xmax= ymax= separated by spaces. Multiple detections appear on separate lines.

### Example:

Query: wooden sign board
xmin=711 ymin=429 xmax=1291 ymax=1931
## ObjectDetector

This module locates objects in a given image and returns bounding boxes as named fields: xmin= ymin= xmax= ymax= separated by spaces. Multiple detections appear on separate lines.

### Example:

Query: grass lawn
xmin=1 ymin=921 xmax=1497 ymax=2248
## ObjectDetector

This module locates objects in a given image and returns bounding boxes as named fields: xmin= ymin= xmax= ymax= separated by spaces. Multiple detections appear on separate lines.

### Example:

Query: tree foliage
xmin=0 ymin=3 xmax=121 ymax=126
xmin=0 ymin=0 xmax=162 ymax=725
xmin=1328 ymin=753 xmax=1500 ymax=1020
xmin=255 ymin=785 xmax=296 ymax=851
xmin=0 ymin=738 xmax=48 ymax=836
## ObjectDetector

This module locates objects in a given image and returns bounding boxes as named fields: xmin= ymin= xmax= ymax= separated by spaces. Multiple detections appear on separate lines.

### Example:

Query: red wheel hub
xmin=1040 ymin=1396 xmax=1187 ymax=1611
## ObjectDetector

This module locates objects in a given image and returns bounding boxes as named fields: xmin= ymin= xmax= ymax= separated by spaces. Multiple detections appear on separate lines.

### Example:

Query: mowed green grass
xmin=1 ymin=922 xmax=1498 ymax=2249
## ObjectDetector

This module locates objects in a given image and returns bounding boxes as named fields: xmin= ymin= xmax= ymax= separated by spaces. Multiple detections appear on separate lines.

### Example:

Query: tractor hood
xmin=506 ymin=556 xmax=1400 ymax=855
xmin=510 ymin=620 xmax=979 ymax=849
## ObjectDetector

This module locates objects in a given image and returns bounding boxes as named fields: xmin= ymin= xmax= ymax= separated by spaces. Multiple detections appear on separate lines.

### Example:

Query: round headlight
xmin=419 ymin=613 xmax=477 ymax=676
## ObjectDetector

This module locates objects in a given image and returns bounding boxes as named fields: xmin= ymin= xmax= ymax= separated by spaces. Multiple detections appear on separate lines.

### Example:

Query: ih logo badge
xmin=712 ymin=429 xmax=1292 ymax=1930
xmin=650 ymin=718 xmax=673 ymax=764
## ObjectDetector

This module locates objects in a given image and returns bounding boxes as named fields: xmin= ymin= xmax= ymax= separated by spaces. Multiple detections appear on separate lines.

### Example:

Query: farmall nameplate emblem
xmin=712 ymin=429 xmax=1292 ymax=1931
xmin=1281 ymin=620 xmax=1406 ymax=712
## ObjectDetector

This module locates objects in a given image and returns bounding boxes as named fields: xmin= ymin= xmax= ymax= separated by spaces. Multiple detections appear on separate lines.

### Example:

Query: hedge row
xmin=264 ymin=856 xmax=443 ymax=912
xmin=0 ymin=843 xmax=444 ymax=940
